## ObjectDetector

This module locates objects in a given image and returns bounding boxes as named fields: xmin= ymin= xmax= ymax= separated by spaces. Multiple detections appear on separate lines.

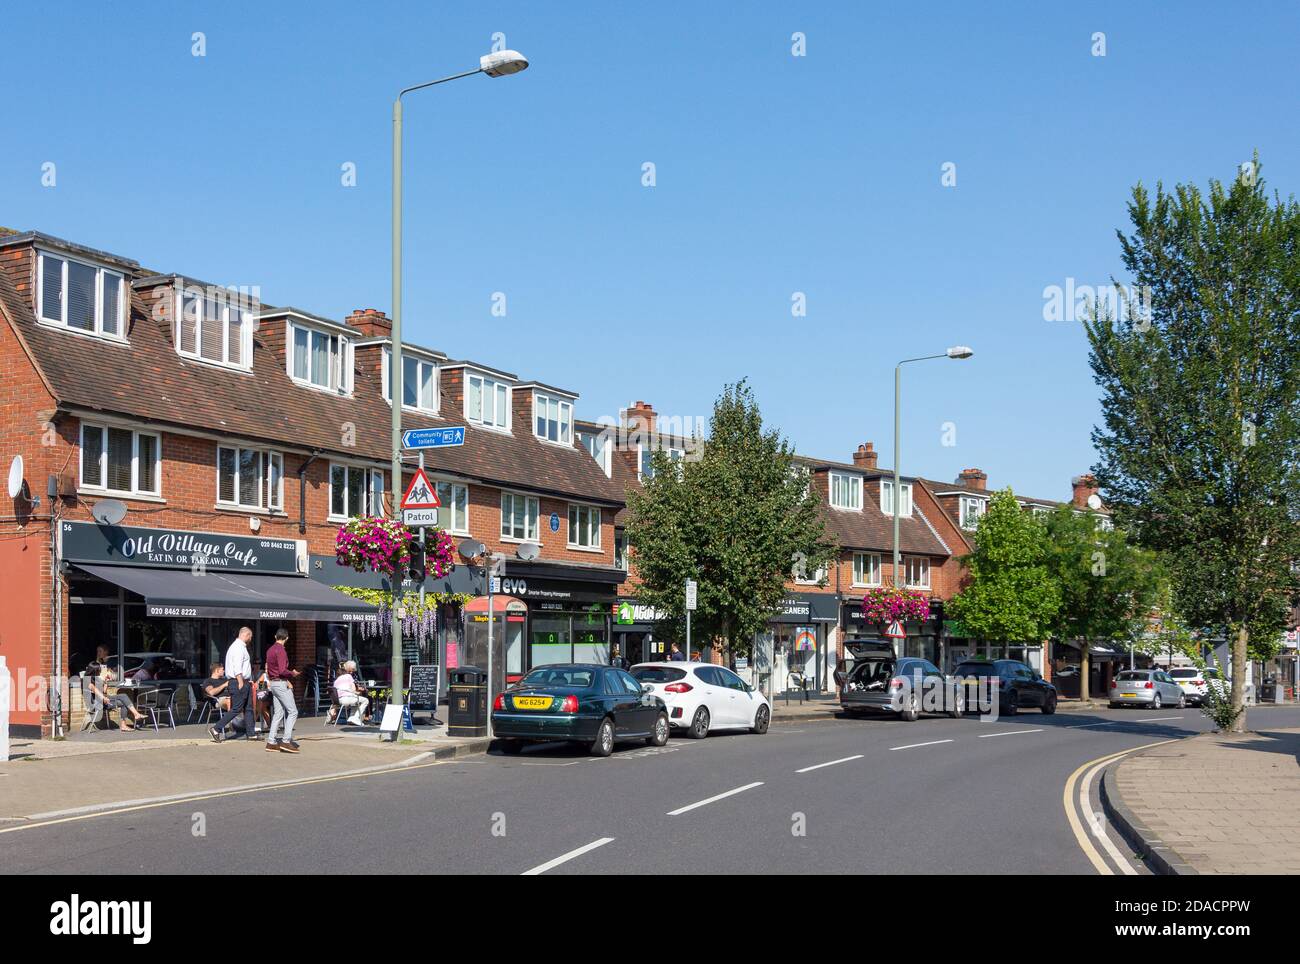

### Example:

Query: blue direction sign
xmin=402 ymin=426 xmax=465 ymax=450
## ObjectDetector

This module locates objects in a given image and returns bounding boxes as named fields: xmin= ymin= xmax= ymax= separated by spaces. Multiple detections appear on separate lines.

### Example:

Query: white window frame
xmin=500 ymin=491 xmax=539 ymax=542
xmin=433 ymin=479 xmax=470 ymax=535
xmin=852 ymin=552 xmax=882 ymax=588
xmin=79 ymin=423 xmax=161 ymax=497
xmin=829 ymin=471 xmax=863 ymax=511
xmin=904 ymin=555 xmax=930 ymax=590
xmin=533 ymin=391 xmax=574 ymax=445
xmin=614 ymin=529 xmax=627 ymax=570
xmin=959 ymin=495 xmax=986 ymax=530
xmin=794 ymin=563 xmax=827 ymax=586
xmin=578 ymin=431 xmax=612 ymax=476
xmin=36 ymin=249 xmax=126 ymax=340
xmin=383 ymin=348 xmax=439 ymax=413
xmin=567 ymin=503 xmax=602 ymax=550
xmin=216 ymin=446 xmax=283 ymax=511
xmin=287 ymin=321 xmax=353 ymax=395
xmin=328 ymin=463 xmax=384 ymax=520
xmin=881 ymin=479 xmax=913 ymax=518
xmin=176 ymin=290 xmax=253 ymax=369
xmin=466 ymin=373 xmax=510 ymax=431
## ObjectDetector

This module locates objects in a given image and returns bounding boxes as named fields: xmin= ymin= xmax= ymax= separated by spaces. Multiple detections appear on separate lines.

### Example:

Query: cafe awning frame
xmin=76 ymin=564 xmax=379 ymax=623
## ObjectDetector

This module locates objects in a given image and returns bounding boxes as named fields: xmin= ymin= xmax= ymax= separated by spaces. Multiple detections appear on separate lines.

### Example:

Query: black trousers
xmin=214 ymin=677 xmax=254 ymax=737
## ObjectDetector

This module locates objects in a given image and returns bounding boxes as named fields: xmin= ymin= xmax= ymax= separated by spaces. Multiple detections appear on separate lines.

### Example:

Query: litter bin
xmin=447 ymin=666 xmax=487 ymax=737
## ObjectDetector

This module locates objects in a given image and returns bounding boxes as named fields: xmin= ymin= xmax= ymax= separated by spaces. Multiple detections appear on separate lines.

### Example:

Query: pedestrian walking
xmin=212 ymin=626 xmax=255 ymax=742
xmin=265 ymin=628 xmax=301 ymax=753
xmin=669 ymin=643 xmax=685 ymax=662
xmin=609 ymin=645 xmax=629 ymax=670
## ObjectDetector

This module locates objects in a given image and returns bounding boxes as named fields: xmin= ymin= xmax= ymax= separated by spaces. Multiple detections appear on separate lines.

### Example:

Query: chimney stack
xmin=344 ymin=308 xmax=392 ymax=338
xmin=957 ymin=468 xmax=988 ymax=491
xmin=852 ymin=442 xmax=878 ymax=470
xmin=622 ymin=400 xmax=657 ymax=435
xmin=1071 ymin=473 xmax=1100 ymax=509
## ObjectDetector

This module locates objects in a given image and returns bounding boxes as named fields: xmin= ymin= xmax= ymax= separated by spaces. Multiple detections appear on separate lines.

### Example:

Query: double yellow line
xmin=1062 ymin=741 xmax=1175 ymax=874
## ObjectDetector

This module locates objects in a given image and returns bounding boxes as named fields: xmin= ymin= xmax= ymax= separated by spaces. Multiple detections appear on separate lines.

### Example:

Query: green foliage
xmin=334 ymin=586 xmax=471 ymax=615
xmin=947 ymin=489 xmax=1061 ymax=642
xmin=1084 ymin=156 xmax=1300 ymax=719
xmin=624 ymin=380 xmax=838 ymax=658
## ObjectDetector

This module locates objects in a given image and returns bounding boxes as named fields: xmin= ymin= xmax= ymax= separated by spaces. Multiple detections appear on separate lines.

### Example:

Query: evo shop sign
xmin=61 ymin=521 xmax=302 ymax=575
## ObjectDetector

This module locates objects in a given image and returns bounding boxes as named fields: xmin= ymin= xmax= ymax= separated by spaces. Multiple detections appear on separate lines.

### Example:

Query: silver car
xmin=1109 ymin=669 xmax=1186 ymax=709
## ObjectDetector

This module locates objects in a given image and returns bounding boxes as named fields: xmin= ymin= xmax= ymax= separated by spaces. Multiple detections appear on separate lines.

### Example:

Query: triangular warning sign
xmin=401 ymin=467 xmax=441 ymax=509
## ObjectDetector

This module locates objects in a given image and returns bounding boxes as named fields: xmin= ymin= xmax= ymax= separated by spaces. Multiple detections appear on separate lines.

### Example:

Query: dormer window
xmin=466 ymin=373 xmax=509 ymax=430
xmin=288 ymin=320 xmax=352 ymax=394
xmin=178 ymin=289 xmax=251 ymax=369
xmin=533 ymin=391 xmax=573 ymax=444
xmin=383 ymin=349 xmax=438 ymax=412
xmin=881 ymin=479 xmax=913 ymax=517
xmin=37 ymin=250 xmax=125 ymax=340
xmin=578 ymin=430 xmax=612 ymax=476
xmin=829 ymin=471 xmax=863 ymax=510
xmin=959 ymin=495 xmax=986 ymax=529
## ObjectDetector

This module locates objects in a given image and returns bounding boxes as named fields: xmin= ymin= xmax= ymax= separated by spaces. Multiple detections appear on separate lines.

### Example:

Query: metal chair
xmin=137 ymin=685 xmax=179 ymax=731
xmin=187 ymin=683 xmax=220 ymax=725
xmin=79 ymin=675 xmax=112 ymax=732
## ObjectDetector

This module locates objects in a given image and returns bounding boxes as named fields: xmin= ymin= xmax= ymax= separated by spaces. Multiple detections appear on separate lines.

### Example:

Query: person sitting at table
xmin=202 ymin=663 xmax=230 ymax=714
xmin=133 ymin=659 xmax=157 ymax=682
xmin=88 ymin=664 xmax=147 ymax=730
xmin=332 ymin=660 xmax=370 ymax=726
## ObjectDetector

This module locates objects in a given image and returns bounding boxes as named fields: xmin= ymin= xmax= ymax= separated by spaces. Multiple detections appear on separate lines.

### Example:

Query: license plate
xmin=1121 ymin=692 xmax=1136 ymax=698
xmin=513 ymin=696 xmax=552 ymax=710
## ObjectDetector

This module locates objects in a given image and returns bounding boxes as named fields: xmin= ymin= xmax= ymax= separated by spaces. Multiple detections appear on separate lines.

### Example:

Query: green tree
xmin=624 ymin=381 xmax=837 ymax=662
xmin=1084 ymin=157 xmax=1300 ymax=731
xmin=948 ymin=489 xmax=1062 ymax=647
xmin=1041 ymin=505 xmax=1165 ymax=701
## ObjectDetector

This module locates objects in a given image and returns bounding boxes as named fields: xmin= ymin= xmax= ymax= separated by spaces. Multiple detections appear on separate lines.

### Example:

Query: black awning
xmin=77 ymin=564 xmax=379 ymax=623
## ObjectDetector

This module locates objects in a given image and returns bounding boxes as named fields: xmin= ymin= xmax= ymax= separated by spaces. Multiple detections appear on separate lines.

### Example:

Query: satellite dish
xmin=458 ymin=538 xmax=485 ymax=560
xmin=1086 ymin=494 xmax=1103 ymax=510
xmin=6 ymin=455 xmax=22 ymax=499
xmin=516 ymin=542 xmax=541 ymax=561
xmin=91 ymin=499 xmax=128 ymax=526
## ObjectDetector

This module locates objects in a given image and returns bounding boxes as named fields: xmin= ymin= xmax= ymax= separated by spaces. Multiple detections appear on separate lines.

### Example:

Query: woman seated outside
xmin=330 ymin=660 xmax=371 ymax=726
xmin=88 ymin=664 xmax=148 ymax=730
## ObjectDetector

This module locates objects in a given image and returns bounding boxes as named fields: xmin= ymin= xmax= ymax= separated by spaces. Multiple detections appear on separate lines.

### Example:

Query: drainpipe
xmin=297 ymin=451 xmax=322 ymax=535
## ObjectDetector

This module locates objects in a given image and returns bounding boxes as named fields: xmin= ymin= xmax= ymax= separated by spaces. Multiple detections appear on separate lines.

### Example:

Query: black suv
xmin=952 ymin=659 xmax=1057 ymax=715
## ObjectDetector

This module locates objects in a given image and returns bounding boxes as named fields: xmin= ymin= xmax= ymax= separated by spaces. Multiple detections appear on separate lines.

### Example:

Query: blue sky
xmin=4 ymin=1 xmax=1298 ymax=500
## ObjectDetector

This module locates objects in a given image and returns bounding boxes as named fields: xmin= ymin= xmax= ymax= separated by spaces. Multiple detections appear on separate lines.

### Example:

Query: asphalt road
xmin=7 ymin=704 xmax=1300 ymax=875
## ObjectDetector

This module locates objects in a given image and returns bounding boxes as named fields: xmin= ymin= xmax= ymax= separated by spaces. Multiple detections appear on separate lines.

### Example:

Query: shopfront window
xmin=530 ymin=615 xmax=571 ymax=667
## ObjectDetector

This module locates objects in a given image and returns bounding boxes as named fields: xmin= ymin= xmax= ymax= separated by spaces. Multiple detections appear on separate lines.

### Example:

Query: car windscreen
xmin=520 ymin=668 xmax=596 ymax=688
xmin=1116 ymin=671 xmax=1149 ymax=681
xmin=1169 ymin=669 xmax=1198 ymax=678
xmin=630 ymin=666 xmax=686 ymax=683
xmin=953 ymin=663 xmax=997 ymax=677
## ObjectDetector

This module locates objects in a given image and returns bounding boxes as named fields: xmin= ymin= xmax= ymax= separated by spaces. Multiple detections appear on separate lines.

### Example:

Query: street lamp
xmin=891 ymin=346 xmax=974 ymax=596
xmin=388 ymin=51 xmax=529 ymax=733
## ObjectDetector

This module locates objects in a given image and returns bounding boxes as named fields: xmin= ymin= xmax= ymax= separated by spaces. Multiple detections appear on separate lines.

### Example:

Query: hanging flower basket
xmin=335 ymin=515 xmax=413 ymax=578
xmin=421 ymin=527 xmax=458 ymax=579
xmin=860 ymin=587 xmax=931 ymax=625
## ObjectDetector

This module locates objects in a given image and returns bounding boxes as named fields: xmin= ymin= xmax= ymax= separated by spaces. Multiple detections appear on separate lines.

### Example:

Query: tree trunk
xmin=1079 ymin=640 xmax=1091 ymax=703
xmin=1231 ymin=623 xmax=1248 ymax=733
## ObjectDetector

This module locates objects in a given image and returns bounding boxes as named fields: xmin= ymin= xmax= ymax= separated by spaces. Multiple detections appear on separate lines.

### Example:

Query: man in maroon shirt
xmin=265 ymin=628 xmax=301 ymax=753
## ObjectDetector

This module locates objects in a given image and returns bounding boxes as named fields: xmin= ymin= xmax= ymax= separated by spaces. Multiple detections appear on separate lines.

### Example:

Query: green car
xmin=490 ymin=664 xmax=670 ymax=757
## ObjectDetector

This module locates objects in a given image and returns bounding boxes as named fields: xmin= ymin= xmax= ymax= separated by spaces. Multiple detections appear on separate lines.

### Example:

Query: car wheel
xmin=1003 ymin=694 xmax=1018 ymax=716
xmin=590 ymin=717 xmax=615 ymax=757
xmin=688 ymin=706 xmax=710 ymax=739
xmin=1177 ymin=694 xmax=1186 ymax=709
xmin=901 ymin=692 xmax=920 ymax=722
xmin=751 ymin=705 xmax=770 ymax=734
xmin=647 ymin=713 xmax=670 ymax=746
xmin=949 ymin=689 xmax=964 ymax=719
xmin=1041 ymin=694 xmax=1056 ymax=715
xmin=1151 ymin=693 xmax=1162 ymax=710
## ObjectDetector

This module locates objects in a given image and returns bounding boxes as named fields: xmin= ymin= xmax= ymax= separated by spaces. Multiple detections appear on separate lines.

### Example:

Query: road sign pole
xmin=418 ymin=451 xmax=425 ymax=614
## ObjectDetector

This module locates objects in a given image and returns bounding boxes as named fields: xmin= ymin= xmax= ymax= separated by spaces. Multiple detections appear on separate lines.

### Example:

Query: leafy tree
xmin=624 ymin=381 xmax=837 ymax=661
xmin=1040 ymin=505 xmax=1165 ymax=700
xmin=947 ymin=489 xmax=1061 ymax=646
xmin=1084 ymin=157 xmax=1300 ymax=730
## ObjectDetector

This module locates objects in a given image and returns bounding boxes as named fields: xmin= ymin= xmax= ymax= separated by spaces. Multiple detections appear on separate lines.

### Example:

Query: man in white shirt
xmin=333 ymin=661 xmax=370 ymax=726
xmin=212 ymin=627 xmax=255 ymax=742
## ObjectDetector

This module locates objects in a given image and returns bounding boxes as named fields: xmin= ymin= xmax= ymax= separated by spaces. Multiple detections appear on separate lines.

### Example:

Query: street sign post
xmin=402 ymin=426 xmax=465 ymax=449
xmin=685 ymin=579 xmax=697 ymax=661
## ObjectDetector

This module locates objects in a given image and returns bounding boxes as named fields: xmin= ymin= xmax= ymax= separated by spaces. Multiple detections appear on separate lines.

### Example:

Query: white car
xmin=1167 ymin=667 xmax=1229 ymax=706
xmin=629 ymin=661 xmax=771 ymax=737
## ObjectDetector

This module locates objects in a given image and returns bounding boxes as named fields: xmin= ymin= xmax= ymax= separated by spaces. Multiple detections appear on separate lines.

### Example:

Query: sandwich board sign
xmin=401 ymin=468 xmax=441 ymax=527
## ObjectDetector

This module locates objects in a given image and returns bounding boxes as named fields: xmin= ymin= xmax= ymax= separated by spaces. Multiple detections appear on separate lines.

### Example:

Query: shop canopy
xmin=76 ymin=564 xmax=379 ymax=624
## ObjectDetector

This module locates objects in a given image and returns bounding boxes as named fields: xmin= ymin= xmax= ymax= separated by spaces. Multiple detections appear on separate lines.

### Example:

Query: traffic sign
xmin=402 ymin=426 xmax=465 ymax=450
xmin=401 ymin=467 xmax=441 ymax=509
xmin=402 ymin=507 xmax=439 ymax=527
xmin=685 ymin=579 xmax=698 ymax=611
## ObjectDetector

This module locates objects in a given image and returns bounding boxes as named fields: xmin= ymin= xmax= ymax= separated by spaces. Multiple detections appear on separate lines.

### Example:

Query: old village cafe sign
xmin=60 ymin=521 xmax=304 ymax=575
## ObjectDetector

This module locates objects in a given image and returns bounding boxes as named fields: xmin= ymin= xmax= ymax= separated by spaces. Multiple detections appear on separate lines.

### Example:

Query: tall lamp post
xmin=891 ymin=347 xmax=974 ymax=592
xmin=389 ymin=50 xmax=529 ymax=729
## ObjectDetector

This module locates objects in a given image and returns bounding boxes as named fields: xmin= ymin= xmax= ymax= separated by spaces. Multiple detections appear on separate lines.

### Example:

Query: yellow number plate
xmin=513 ymin=696 xmax=552 ymax=710
xmin=1121 ymin=692 xmax=1136 ymax=698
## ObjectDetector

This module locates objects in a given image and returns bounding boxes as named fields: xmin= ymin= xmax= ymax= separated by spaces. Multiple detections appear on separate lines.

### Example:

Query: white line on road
xmin=796 ymin=755 xmax=863 ymax=773
xmin=521 ymin=837 xmax=615 ymax=875
xmin=889 ymin=739 xmax=953 ymax=751
xmin=1079 ymin=761 xmax=1138 ymax=875
xmin=667 ymin=781 xmax=764 ymax=815
xmin=978 ymin=728 xmax=1044 ymax=738
xmin=1139 ymin=716 xmax=1186 ymax=722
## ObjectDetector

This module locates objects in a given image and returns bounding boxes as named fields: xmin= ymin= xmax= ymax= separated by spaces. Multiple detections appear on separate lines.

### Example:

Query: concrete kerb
xmin=1099 ymin=757 xmax=1200 ymax=876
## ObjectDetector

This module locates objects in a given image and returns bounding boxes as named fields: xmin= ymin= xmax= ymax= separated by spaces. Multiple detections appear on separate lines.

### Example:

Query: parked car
xmin=629 ymin=662 xmax=771 ymax=737
xmin=952 ymin=659 xmax=1058 ymax=715
xmin=834 ymin=642 xmax=962 ymax=721
xmin=489 ymin=664 xmax=669 ymax=757
xmin=1167 ymin=667 xmax=1228 ymax=706
xmin=1109 ymin=669 xmax=1186 ymax=709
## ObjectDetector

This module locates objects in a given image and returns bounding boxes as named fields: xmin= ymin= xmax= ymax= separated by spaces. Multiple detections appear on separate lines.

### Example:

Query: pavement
xmin=1103 ymin=725 xmax=1300 ymax=875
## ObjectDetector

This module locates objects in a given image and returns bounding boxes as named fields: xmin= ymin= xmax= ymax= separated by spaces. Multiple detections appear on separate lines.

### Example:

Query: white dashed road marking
xmin=796 ymin=755 xmax=863 ymax=773
xmin=521 ymin=837 xmax=615 ymax=875
xmin=889 ymin=739 xmax=953 ymax=751
xmin=978 ymin=728 xmax=1043 ymax=738
xmin=667 ymin=781 xmax=763 ymax=816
